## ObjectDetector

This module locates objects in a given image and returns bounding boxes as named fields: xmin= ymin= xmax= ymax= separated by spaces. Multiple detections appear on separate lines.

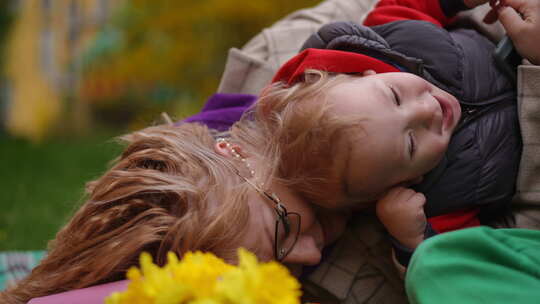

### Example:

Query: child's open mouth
xmin=435 ymin=93 xmax=461 ymax=133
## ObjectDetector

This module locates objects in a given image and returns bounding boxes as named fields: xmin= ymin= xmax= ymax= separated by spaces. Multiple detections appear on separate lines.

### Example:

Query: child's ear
xmin=362 ymin=69 xmax=377 ymax=76
xmin=304 ymin=71 xmax=322 ymax=84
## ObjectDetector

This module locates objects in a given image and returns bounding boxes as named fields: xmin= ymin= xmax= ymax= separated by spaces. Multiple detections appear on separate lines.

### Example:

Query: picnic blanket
xmin=0 ymin=251 xmax=46 ymax=290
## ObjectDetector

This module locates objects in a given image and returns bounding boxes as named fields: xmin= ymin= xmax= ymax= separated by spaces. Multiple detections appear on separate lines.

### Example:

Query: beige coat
xmin=218 ymin=0 xmax=540 ymax=303
xmin=514 ymin=65 xmax=540 ymax=228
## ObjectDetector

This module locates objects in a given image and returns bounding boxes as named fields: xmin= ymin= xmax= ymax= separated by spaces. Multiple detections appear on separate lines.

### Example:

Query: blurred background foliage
xmin=81 ymin=0 xmax=320 ymax=131
xmin=0 ymin=0 xmax=318 ymax=250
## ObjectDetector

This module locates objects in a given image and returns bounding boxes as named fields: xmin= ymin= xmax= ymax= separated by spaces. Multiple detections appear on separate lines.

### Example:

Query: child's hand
xmin=376 ymin=187 xmax=427 ymax=249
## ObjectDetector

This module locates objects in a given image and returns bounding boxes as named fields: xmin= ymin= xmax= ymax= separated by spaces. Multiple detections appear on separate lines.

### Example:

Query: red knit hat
xmin=272 ymin=48 xmax=400 ymax=85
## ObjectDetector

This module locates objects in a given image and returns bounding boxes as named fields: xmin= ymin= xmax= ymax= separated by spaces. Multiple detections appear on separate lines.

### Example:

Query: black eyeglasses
xmin=239 ymin=175 xmax=301 ymax=261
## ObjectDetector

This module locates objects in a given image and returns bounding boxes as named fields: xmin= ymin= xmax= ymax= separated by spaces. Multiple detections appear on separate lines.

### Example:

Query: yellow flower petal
xmin=216 ymin=248 xmax=301 ymax=304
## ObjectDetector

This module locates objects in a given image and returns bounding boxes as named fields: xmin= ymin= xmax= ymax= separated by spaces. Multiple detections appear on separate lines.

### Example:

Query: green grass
xmin=0 ymin=131 xmax=123 ymax=250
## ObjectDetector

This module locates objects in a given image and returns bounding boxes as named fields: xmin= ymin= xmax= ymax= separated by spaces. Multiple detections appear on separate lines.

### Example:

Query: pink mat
xmin=28 ymin=280 xmax=128 ymax=304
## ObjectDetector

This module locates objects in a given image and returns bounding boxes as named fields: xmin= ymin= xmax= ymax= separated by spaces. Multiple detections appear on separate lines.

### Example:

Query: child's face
xmin=328 ymin=72 xmax=461 ymax=206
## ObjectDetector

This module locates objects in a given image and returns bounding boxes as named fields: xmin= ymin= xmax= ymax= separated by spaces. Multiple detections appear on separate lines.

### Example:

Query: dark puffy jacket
xmin=301 ymin=20 xmax=521 ymax=222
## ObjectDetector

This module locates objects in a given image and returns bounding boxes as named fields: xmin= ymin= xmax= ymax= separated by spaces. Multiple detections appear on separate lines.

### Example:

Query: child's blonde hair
xmin=252 ymin=69 xmax=364 ymax=207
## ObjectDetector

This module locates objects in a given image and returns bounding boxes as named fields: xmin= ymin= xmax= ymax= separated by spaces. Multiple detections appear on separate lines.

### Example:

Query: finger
xmin=503 ymin=0 xmax=528 ymax=11
xmin=381 ymin=186 xmax=407 ymax=200
xmin=498 ymin=6 xmax=527 ymax=38
xmin=390 ymin=187 xmax=417 ymax=202
xmin=503 ymin=0 xmax=538 ymax=22
xmin=409 ymin=192 xmax=426 ymax=207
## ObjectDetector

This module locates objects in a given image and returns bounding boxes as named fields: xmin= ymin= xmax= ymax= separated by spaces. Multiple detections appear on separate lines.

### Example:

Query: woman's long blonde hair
xmin=2 ymin=121 xmax=276 ymax=304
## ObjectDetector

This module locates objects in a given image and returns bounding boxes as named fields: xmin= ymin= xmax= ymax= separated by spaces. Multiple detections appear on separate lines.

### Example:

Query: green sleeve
xmin=405 ymin=227 xmax=540 ymax=304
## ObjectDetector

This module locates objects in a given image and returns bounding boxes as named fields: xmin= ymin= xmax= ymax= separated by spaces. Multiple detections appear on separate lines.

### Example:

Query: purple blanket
xmin=178 ymin=93 xmax=256 ymax=131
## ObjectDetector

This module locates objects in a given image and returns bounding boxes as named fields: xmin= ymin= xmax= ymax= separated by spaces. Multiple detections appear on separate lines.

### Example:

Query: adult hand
xmin=498 ymin=0 xmax=540 ymax=64
xmin=376 ymin=187 xmax=427 ymax=249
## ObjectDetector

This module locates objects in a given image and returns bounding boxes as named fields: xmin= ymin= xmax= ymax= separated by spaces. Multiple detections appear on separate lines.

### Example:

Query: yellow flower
xmin=216 ymin=249 xmax=301 ymax=304
xmin=105 ymin=249 xmax=301 ymax=304
xmin=167 ymin=251 xmax=234 ymax=299
xmin=106 ymin=253 xmax=191 ymax=304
